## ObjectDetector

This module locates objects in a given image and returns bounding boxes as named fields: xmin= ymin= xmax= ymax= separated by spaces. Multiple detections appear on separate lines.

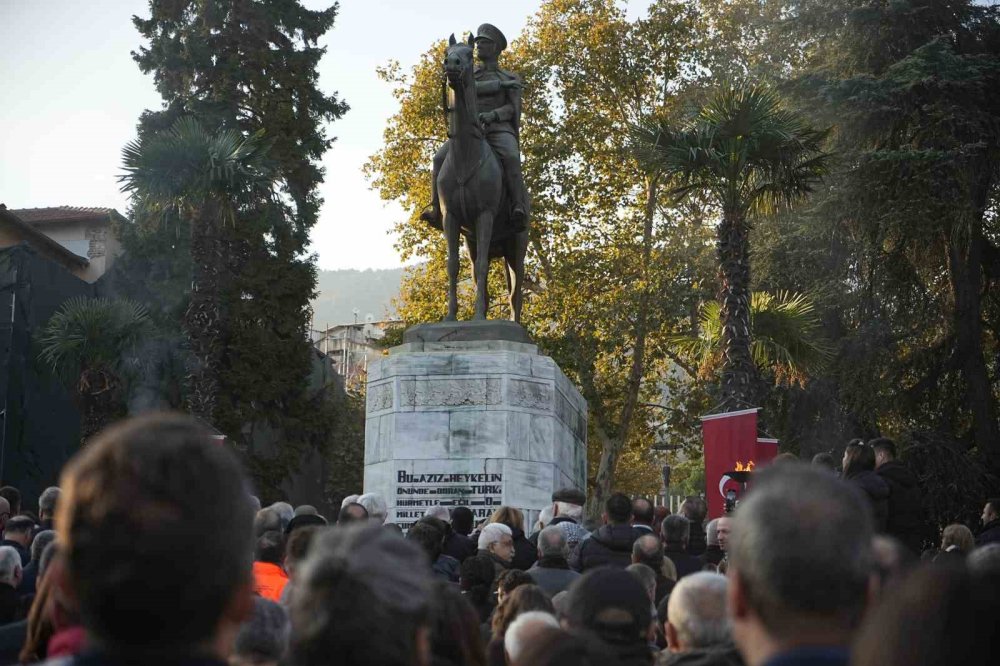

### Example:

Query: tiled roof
xmin=0 ymin=205 xmax=89 ymax=266
xmin=8 ymin=206 xmax=123 ymax=225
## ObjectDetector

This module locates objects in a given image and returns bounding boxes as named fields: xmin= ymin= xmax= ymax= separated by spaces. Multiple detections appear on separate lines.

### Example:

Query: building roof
xmin=0 ymin=204 xmax=89 ymax=267
xmin=8 ymin=206 xmax=127 ymax=226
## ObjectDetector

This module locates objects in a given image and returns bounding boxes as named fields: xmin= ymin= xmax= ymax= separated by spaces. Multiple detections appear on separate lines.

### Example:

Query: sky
xmin=0 ymin=1 xmax=644 ymax=270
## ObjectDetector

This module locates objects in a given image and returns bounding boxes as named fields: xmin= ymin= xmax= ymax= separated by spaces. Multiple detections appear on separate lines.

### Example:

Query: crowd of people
xmin=0 ymin=413 xmax=996 ymax=666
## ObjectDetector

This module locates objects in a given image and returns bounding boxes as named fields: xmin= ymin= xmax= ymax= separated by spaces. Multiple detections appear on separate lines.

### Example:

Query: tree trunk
xmin=718 ymin=207 xmax=756 ymax=409
xmin=590 ymin=176 xmax=659 ymax=515
xmin=185 ymin=198 xmax=225 ymax=424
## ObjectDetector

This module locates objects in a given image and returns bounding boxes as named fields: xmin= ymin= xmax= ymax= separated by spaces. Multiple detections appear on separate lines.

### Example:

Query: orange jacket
xmin=253 ymin=561 xmax=289 ymax=602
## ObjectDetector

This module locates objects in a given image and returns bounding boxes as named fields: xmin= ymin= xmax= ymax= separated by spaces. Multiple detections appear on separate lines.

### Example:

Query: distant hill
xmin=311 ymin=267 xmax=404 ymax=327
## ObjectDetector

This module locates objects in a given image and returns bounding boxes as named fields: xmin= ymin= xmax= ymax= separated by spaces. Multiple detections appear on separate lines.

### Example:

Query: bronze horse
xmin=438 ymin=34 xmax=529 ymax=322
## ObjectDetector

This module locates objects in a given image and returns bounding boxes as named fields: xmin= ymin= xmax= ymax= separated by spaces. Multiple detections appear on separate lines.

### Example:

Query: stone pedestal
xmin=364 ymin=322 xmax=587 ymax=530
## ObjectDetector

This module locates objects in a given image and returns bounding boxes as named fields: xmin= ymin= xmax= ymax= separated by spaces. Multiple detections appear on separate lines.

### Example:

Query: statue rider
xmin=421 ymin=23 xmax=529 ymax=231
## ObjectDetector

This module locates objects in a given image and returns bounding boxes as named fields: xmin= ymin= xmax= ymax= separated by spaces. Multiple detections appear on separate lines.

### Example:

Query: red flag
xmin=756 ymin=438 xmax=779 ymax=465
xmin=701 ymin=408 xmax=759 ymax=519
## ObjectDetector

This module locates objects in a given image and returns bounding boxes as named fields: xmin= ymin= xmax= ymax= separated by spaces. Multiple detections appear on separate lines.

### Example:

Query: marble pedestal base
xmin=364 ymin=324 xmax=587 ymax=530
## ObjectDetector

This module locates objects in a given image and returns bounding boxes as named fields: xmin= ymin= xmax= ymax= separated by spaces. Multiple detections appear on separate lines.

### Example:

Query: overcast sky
xmin=1 ymin=1 xmax=644 ymax=270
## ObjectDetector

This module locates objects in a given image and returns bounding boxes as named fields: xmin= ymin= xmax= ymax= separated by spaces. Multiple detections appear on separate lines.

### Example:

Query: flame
xmin=734 ymin=460 xmax=756 ymax=472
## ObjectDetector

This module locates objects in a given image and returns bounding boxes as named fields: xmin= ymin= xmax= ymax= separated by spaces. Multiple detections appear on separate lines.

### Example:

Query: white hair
xmin=0 ymin=546 xmax=21 ymax=586
xmin=357 ymin=493 xmax=388 ymax=524
xmin=536 ymin=506 xmax=554 ymax=532
xmin=705 ymin=518 xmax=720 ymax=546
xmin=341 ymin=494 xmax=360 ymax=508
xmin=424 ymin=505 xmax=451 ymax=523
xmin=478 ymin=522 xmax=512 ymax=550
xmin=269 ymin=502 xmax=294 ymax=529
xmin=667 ymin=572 xmax=730 ymax=649
xmin=554 ymin=501 xmax=583 ymax=521
xmin=39 ymin=486 xmax=61 ymax=516
xmin=505 ymin=611 xmax=559 ymax=662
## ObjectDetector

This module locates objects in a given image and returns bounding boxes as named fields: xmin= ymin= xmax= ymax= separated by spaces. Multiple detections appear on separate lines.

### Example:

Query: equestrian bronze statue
xmin=421 ymin=24 xmax=530 ymax=322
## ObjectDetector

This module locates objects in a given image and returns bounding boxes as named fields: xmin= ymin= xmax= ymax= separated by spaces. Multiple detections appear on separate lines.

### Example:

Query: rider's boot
xmin=420 ymin=202 xmax=442 ymax=230
xmin=510 ymin=203 xmax=527 ymax=231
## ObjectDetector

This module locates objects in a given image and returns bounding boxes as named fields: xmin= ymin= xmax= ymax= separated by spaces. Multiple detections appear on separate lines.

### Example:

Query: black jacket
xmin=687 ymin=522 xmax=707 ymax=557
xmin=846 ymin=470 xmax=889 ymax=532
xmin=976 ymin=519 xmax=1000 ymax=547
xmin=0 ymin=542 xmax=27 ymax=569
xmin=527 ymin=556 xmax=580 ymax=596
xmin=570 ymin=524 xmax=642 ymax=572
xmin=442 ymin=531 xmax=477 ymax=563
xmin=665 ymin=547 xmax=704 ymax=580
xmin=0 ymin=585 xmax=20 ymax=626
xmin=510 ymin=527 xmax=538 ymax=571
xmin=875 ymin=460 xmax=925 ymax=551
xmin=658 ymin=643 xmax=745 ymax=666
xmin=701 ymin=545 xmax=724 ymax=567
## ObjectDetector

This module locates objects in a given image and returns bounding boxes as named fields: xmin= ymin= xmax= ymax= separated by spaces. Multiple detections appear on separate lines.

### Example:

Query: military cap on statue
xmin=475 ymin=23 xmax=508 ymax=52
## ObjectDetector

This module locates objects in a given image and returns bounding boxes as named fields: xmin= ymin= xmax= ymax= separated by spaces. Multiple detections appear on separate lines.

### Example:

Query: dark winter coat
xmin=510 ymin=527 xmax=538 ymax=571
xmin=846 ymin=470 xmax=890 ymax=532
xmin=701 ymin=545 xmax=724 ymax=567
xmin=442 ymin=531 xmax=477 ymax=563
xmin=0 ymin=584 xmax=21 ymax=626
xmin=687 ymin=522 xmax=707 ymax=557
xmin=570 ymin=524 xmax=643 ymax=572
xmin=665 ymin=547 xmax=704 ymax=580
xmin=875 ymin=460 xmax=925 ymax=552
xmin=433 ymin=554 xmax=461 ymax=583
xmin=976 ymin=519 xmax=1000 ymax=547
xmin=658 ymin=643 xmax=746 ymax=666
xmin=527 ymin=556 xmax=580 ymax=596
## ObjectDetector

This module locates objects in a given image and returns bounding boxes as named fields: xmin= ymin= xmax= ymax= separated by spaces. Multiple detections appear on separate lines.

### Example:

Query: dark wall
xmin=0 ymin=245 xmax=94 ymax=509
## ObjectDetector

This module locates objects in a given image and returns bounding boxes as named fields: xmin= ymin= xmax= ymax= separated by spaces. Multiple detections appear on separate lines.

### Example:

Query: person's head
xmin=423 ymin=505 xmax=451 ymax=524
xmin=512 ymin=627 xmax=615 ymax=666
xmin=982 ymin=498 xmax=1000 ymax=526
xmin=551 ymin=488 xmax=586 ymax=522
xmin=625 ymin=563 xmax=657 ymax=603
xmin=0 ymin=497 xmax=10 ymax=531
xmin=248 ymin=495 xmax=262 ymax=514
xmin=283 ymin=526 xmax=320 ymax=580
xmin=940 ymin=524 xmax=974 ymax=554
xmin=728 ymin=465 xmax=874 ymax=664
xmin=473 ymin=23 xmax=506 ymax=62
xmin=269 ymin=502 xmax=294 ymax=530
xmin=563 ymin=568 xmax=652 ymax=652
xmin=811 ymin=452 xmax=837 ymax=472
xmin=478 ymin=522 xmax=514 ymax=564
xmin=337 ymin=502 xmax=369 ymax=525
xmin=842 ymin=440 xmax=876 ymax=478
xmin=661 ymin=514 xmax=691 ymax=548
xmin=255 ymin=530 xmax=285 ymax=565
xmin=504 ymin=611 xmax=559 ymax=664
xmin=0 ymin=486 xmax=21 ymax=516
xmin=340 ymin=494 xmax=360 ymax=508
xmin=460 ymin=554 xmax=497 ymax=607
xmin=407 ymin=520 xmax=446 ymax=564
xmin=284 ymin=514 xmax=326 ymax=537
xmin=679 ymin=496 xmax=707 ymax=526
xmin=37 ymin=540 xmax=58 ymax=584
xmin=489 ymin=506 xmax=525 ymax=533
xmin=357 ymin=493 xmax=388 ymax=524
xmin=604 ymin=493 xmax=632 ymax=526
xmin=451 ymin=507 xmax=474 ymax=535
xmin=967 ymin=544 xmax=1000 ymax=577
xmin=537 ymin=525 xmax=569 ymax=561
xmin=231 ymin=597 xmax=289 ymax=666
xmin=631 ymin=498 xmax=654 ymax=527
xmin=0 ymin=546 xmax=22 ymax=588
xmin=535 ymin=506 xmax=554 ymax=532
xmin=869 ymin=437 xmax=897 ymax=468
xmin=56 ymin=413 xmax=254 ymax=653
xmin=428 ymin=581 xmax=486 ymax=666
xmin=38 ymin=486 xmax=61 ymax=522
xmin=631 ymin=533 xmax=664 ymax=572
xmin=715 ymin=516 xmax=732 ymax=552
xmin=288 ymin=524 xmax=431 ymax=666
xmin=705 ymin=518 xmax=719 ymax=547
xmin=666 ymin=572 xmax=729 ymax=652
xmin=872 ymin=535 xmax=914 ymax=587
xmin=3 ymin=515 xmax=33 ymax=547
xmin=853 ymin=564 xmax=1000 ymax=666
xmin=30 ymin=529 xmax=56 ymax=566
xmin=495 ymin=569 xmax=533 ymax=609
xmin=254 ymin=508 xmax=282 ymax=537
xmin=494 ymin=584 xmax=554 ymax=638
xmin=293 ymin=505 xmax=317 ymax=517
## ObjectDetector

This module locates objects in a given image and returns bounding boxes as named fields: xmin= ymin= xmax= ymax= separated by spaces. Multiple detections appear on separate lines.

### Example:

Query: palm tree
xmin=669 ymin=291 xmax=833 ymax=386
xmin=38 ymin=297 xmax=151 ymax=442
xmin=119 ymin=117 xmax=271 ymax=423
xmin=634 ymin=82 xmax=830 ymax=407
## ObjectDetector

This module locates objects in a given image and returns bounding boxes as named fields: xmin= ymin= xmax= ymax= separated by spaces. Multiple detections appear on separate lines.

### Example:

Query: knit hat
xmin=564 ymin=569 xmax=651 ymax=645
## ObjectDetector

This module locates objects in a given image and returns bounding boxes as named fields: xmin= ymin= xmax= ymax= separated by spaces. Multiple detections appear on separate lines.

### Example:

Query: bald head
xmin=667 ymin=572 xmax=729 ymax=651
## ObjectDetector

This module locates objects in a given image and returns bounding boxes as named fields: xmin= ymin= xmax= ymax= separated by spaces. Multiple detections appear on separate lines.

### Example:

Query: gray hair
xmin=729 ymin=465 xmax=874 ymax=638
xmin=0 ymin=546 xmax=21 ymax=585
xmin=662 ymin=514 xmax=691 ymax=545
xmin=31 ymin=529 xmax=55 ymax=564
xmin=289 ymin=524 xmax=431 ymax=665
xmin=705 ymin=518 xmax=719 ymax=546
xmin=554 ymin=501 xmax=583 ymax=521
xmin=424 ymin=505 xmax=451 ymax=523
xmin=269 ymin=502 xmax=295 ymax=529
xmin=680 ymin=496 xmax=707 ymax=524
xmin=626 ymin=563 xmax=657 ymax=601
xmin=341 ymin=494 xmax=360 ymax=508
xmin=968 ymin=544 xmax=1000 ymax=577
xmin=254 ymin=508 xmax=282 ymax=537
xmin=234 ymin=597 xmax=290 ymax=663
xmin=504 ymin=611 xmax=559 ymax=662
xmin=248 ymin=495 xmax=262 ymax=514
xmin=478 ymin=522 xmax=512 ymax=551
xmin=39 ymin=486 xmax=61 ymax=517
xmin=38 ymin=541 xmax=58 ymax=583
xmin=357 ymin=493 xmax=387 ymax=524
xmin=294 ymin=505 xmax=318 ymax=517
xmin=537 ymin=525 xmax=568 ymax=559
xmin=667 ymin=572 xmax=730 ymax=649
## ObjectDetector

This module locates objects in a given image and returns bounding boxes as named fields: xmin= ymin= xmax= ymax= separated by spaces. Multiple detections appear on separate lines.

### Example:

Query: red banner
xmin=756 ymin=438 xmax=779 ymax=465
xmin=701 ymin=408 xmax=759 ymax=520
